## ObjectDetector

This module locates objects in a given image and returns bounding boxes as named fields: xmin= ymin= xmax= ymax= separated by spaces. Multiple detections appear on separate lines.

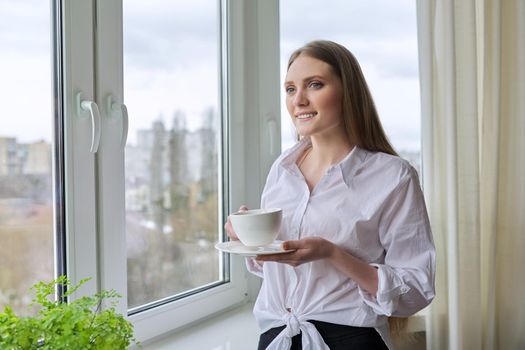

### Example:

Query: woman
xmin=225 ymin=40 xmax=435 ymax=350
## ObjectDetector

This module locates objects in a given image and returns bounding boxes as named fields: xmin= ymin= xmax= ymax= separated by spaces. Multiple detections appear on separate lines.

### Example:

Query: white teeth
xmin=296 ymin=113 xmax=316 ymax=119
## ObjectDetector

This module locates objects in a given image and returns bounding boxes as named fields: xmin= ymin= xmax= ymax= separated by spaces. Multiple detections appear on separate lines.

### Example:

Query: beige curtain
xmin=416 ymin=0 xmax=525 ymax=349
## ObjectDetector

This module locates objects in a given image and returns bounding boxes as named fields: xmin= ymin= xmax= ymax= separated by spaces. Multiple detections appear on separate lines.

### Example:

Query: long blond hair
xmin=288 ymin=40 xmax=407 ymax=335
xmin=287 ymin=40 xmax=398 ymax=156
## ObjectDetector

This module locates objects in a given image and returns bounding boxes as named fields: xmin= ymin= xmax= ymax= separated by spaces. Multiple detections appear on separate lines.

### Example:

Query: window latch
xmin=107 ymin=95 xmax=129 ymax=150
xmin=76 ymin=92 xmax=101 ymax=153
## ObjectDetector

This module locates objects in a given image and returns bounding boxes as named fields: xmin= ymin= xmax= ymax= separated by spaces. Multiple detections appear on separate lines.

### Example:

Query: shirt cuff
xmin=358 ymin=263 xmax=411 ymax=316
xmin=245 ymin=257 xmax=264 ymax=277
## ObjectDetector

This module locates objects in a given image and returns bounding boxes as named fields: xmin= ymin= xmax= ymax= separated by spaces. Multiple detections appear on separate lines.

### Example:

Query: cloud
xmin=280 ymin=0 xmax=420 ymax=79
xmin=0 ymin=0 xmax=50 ymax=54
xmin=280 ymin=0 xmax=417 ymax=41
xmin=0 ymin=0 xmax=52 ymax=143
xmin=123 ymin=0 xmax=218 ymax=71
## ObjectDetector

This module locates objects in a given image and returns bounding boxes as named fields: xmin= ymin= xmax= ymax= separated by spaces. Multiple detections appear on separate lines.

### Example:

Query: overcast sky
xmin=0 ymin=0 xmax=420 ymax=152
xmin=0 ymin=0 xmax=52 ymax=143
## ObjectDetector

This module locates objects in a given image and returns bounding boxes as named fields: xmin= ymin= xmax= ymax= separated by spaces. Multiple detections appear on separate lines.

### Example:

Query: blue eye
xmin=309 ymin=81 xmax=323 ymax=89
xmin=285 ymin=86 xmax=296 ymax=94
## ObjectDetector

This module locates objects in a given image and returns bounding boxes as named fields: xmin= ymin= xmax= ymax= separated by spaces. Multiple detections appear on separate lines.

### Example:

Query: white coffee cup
xmin=230 ymin=208 xmax=282 ymax=247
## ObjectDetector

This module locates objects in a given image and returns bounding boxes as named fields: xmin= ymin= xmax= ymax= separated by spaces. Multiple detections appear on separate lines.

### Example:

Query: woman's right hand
xmin=224 ymin=205 xmax=248 ymax=241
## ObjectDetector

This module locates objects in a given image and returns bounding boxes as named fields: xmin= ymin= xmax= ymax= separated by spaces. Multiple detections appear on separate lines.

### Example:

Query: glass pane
xmin=0 ymin=0 xmax=54 ymax=315
xmin=123 ymin=0 xmax=223 ymax=310
xmin=280 ymin=0 xmax=421 ymax=173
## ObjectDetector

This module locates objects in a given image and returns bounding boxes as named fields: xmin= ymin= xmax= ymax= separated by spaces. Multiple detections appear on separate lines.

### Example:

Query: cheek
xmin=286 ymin=98 xmax=295 ymax=118
xmin=321 ymin=92 xmax=343 ymax=118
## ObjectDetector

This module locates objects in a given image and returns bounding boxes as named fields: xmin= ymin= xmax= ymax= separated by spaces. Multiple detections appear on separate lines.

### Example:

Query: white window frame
xmin=62 ymin=0 xmax=99 ymax=299
xmin=61 ymin=0 xmax=280 ymax=343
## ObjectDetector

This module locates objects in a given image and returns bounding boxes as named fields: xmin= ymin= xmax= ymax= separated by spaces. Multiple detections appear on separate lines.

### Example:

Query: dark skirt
xmin=258 ymin=320 xmax=388 ymax=350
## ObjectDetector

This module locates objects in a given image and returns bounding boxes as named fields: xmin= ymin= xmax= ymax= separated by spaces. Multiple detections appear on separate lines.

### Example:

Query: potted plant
xmin=0 ymin=276 xmax=139 ymax=349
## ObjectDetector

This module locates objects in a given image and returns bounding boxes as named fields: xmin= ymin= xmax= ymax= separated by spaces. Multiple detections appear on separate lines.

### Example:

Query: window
xmin=94 ymin=0 xmax=255 ymax=340
xmin=0 ymin=0 xmax=55 ymax=315
xmin=280 ymin=0 xmax=421 ymax=173
xmin=0 ymin=0 xmax=281 ymax=343
xmin=123 ymin=0 xmax=224 ymax=313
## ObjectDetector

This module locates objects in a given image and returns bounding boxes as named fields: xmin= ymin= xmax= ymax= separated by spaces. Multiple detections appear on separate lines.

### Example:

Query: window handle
xmin=119 ymin=104 xmax=129 ymax=150
xmin=76 ymin=93 xmax=101 ymax=153
xmin=107 ymin=95 xmax=129 ymax=150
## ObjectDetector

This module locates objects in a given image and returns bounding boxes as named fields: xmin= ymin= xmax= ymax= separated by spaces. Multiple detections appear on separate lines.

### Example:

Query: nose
xmin=292 ymin=88 xmax=308 ymax=106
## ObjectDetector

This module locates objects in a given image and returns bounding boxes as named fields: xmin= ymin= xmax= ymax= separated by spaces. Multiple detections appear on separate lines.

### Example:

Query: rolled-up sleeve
xmin=246 ymin=257 xmax=264 ymax=277
xmin=359 ymin=167 xmax=435 ymax=317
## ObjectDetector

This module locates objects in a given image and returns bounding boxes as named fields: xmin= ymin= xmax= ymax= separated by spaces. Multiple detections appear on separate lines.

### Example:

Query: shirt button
xmin=400 ymin=286 xmax=410 ymax=293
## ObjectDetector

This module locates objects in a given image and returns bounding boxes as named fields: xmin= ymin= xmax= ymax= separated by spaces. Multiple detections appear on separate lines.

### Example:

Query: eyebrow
xmin=284 ymin=75 xmax=325 ymax=86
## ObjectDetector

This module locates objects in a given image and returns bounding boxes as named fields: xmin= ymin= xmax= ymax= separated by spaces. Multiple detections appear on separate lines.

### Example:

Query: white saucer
xmin=215 ymin=241 xmax=294 ymax=256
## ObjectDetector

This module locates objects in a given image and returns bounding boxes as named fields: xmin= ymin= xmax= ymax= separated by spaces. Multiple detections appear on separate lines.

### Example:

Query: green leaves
xmin=0 ymin=276 xmax=138 ymax=349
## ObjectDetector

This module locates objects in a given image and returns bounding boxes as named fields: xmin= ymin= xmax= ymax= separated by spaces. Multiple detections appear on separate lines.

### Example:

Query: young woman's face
xmin=285 ymin=54 xmax=344 ymax=139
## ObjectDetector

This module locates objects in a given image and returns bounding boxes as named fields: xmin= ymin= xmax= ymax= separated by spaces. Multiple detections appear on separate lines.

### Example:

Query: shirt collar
xmin=339 ymin=146 xmax=369 ymax=188
xmin=279 ymin=138 xmax=311 ymax=177
xmin=279 ymin=138 xmax=369 ymax=187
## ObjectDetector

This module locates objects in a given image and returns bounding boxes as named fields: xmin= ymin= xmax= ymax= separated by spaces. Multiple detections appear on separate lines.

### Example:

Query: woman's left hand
xmin=255 ymin=237 xmax=335 ymax=266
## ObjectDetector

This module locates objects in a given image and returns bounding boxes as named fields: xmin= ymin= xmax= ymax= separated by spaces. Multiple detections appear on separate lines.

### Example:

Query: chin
xmin=295 ymin=126 xmax=314 ymax=137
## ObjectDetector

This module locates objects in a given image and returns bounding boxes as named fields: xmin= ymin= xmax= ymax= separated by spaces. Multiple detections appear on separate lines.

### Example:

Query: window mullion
xmin=94 ymin=0 xmax=128 ymax=315
xmin=62 ymin=0 xmax=99 ymax=299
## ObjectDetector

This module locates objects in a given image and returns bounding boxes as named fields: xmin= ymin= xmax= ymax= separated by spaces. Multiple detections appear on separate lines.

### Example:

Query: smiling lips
xmin=296 ymin=112 xmax=317 ymax=120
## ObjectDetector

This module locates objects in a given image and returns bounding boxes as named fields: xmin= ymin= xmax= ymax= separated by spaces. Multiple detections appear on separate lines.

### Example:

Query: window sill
xmin=406 ymin=308 xmax=427 ymax=333
xmin=136 ymin=303 xmax=427 ymax=350
xmin=137 ymin=302 xmax=259 ymax=350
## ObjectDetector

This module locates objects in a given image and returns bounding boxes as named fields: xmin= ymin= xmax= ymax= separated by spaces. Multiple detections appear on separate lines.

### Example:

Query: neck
xmin=308 ymin=129 xmax=354 ymax=167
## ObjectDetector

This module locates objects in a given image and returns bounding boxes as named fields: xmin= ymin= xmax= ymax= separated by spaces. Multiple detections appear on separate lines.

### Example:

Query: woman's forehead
xmin=285 ymin=55 xmax=335 ymax=83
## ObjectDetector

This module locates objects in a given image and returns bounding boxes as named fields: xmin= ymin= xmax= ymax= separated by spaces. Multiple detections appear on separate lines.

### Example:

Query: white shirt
xmin=247 ymin=139 xmax=435 ymax=350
